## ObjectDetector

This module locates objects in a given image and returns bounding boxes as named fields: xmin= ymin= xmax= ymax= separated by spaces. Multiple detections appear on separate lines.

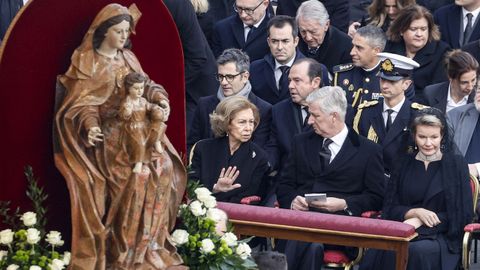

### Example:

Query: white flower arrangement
xmin=0 ymin=166 xmax=70 ymax=269
xmin=172 ymin=181 xmax=257 ymax=269
xmin=0 ymin=212 xmax=70 ymax=269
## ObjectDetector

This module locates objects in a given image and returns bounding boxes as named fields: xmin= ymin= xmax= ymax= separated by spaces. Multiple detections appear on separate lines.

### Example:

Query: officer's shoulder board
xmin=333 ymin=63 xmax=354 ymax=73
xmin=411 ymin=102 xmax=429 ymax=110
xmin=358 ymin=99 xmax=379 ymax=110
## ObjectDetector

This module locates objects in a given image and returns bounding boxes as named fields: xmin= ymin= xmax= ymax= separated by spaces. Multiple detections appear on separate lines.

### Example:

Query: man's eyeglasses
xmin=215 ymin=72 xmax=244 ymax=82
xmin=233 ymin=1 xmax=264 ymax=16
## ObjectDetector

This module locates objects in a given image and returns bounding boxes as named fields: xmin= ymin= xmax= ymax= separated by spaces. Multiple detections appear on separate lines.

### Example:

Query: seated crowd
xmin=185 ymin=0 xmax=480 ymax=269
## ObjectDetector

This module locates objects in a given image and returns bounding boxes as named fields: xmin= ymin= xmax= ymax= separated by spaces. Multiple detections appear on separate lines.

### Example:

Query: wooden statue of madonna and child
xmin=53 ymin=3 xmax=188 ymax=270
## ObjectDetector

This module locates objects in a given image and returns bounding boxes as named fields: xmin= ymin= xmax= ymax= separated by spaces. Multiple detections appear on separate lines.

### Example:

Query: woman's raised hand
xmin=213 ymin=166 xmax=241 ymax=193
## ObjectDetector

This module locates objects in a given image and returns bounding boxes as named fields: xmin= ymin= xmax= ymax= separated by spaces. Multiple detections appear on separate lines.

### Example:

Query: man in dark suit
xmin=250 ymin=15 xmax=329 ymax=105
xmin=164 ymin=0 xmax=218 ymax=133
xmin=353 ymin=52 xmax=424 ymax=174
xmin=276 ymin=0 xmax=350 ymax=33
xmin=434 ymin=1 xmax=480 ymax=48
xmin=277 ymin=86 xmax=385 ymax=270
xmin=424 ymin=50 xmax=478 ymax=113
xmin=211 ymin=0 xmax=272 ymax=61
xmin=187 ymin=48 xmax=272 ymax=154
xmin=265 ymin=58 xmax=323 ymax=174
xmin=296 ymin=0 xmax=352 ymax=72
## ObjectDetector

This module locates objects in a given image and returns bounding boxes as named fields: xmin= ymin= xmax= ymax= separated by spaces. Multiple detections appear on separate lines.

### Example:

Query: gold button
xmin=364 ymin=90 xmax=369 ymax=94
xmin=365 ymin=77 xmax=370 ymax=83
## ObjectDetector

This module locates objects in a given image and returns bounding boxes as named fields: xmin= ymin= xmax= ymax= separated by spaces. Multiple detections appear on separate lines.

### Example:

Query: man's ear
xmin=312 ymin=76 xmax=321 ymax=88
xmin=243 ymin=71 xmax=250 ymax=80
xmin=324 ymin=20 xmax=330 ymax=31
xmin=402 ymin=79 xmax=412 ymax=90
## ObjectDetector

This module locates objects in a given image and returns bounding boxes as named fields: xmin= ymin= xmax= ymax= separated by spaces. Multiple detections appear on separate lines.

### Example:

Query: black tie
xmin=303 ymin=106 xmax=310 ymax=127
xmin=246 ymin=26 xmax=255 ymax=42
xmin=319 ymin=138 xmax=333 ymax=169
xmin=386 ymin=109 xmax=394 ymax=132
xmin=308 ymin=47 xmax=318 ymax=56
xmin=278 ymin=65 xmax=289 ymax=91
xmin=464 ymin=13 xmax=474 ymax=46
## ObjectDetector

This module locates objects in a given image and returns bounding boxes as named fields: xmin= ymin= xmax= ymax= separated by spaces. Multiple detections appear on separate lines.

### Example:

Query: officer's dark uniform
xmin=353 ymin=99 xmax=428 ymax=173
xmin=333 ymin=63 xmax=382 ymax=109
xmin=352 ymin=53 xmax=427 ymax=173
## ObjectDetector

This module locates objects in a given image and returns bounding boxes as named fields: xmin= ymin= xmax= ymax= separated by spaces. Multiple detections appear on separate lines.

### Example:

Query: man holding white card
xmin=276 ymin=86 xmax=385 ymax=270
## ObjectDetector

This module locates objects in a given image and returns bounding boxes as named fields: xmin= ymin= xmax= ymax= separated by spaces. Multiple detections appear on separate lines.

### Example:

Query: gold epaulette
xmin=353 ymin=100 xmax=378 ymax=133
xmin=411 ymin=102 xmax=429 ymax=110
xmin=333 ymin=63 xmax=354 ymax=73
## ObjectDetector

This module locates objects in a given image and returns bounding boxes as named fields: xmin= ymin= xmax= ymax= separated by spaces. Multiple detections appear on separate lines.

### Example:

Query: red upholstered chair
xmin=462 ymin=175 xmax=480 ymax=270
xmin=322 ymin=211 xmax=382 ymax=269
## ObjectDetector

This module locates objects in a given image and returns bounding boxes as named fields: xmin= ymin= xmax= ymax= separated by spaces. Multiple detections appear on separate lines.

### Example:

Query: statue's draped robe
xmin=54 ymin=4 xmax=186 ymax=270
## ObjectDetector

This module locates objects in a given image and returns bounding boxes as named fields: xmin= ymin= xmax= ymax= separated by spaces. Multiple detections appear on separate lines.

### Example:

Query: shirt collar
xmin=383 ymin=96 xmax=405 ymax=113
xmin=447 ymin=83 xmax=469 ymax=104
xmin=462 ymin=6 xmax=480 ymax=20
xmin=363 ymin=60 xmax=381 ymax=72
xmin=274 ymin=54 xmax=296 ymax=70
xmin=243 ymin=13 xmax=266 ymax=29
xmin=328 ymin=124 xmax=349 ymax=147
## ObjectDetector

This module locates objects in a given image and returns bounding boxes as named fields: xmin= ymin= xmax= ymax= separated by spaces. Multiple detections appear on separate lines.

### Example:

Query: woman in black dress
xmin=189 ymin=96 xmax=270 ymax=203
xmin=359 ymin=107 xmax=473 ymax=270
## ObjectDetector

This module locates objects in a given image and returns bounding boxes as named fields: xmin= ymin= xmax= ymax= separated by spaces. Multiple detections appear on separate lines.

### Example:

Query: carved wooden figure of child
xmin=120 ymin=72 xmax=167 ymax=173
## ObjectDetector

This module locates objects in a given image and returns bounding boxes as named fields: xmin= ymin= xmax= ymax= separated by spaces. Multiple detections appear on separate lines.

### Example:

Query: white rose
xmin=63 ymin=251 xmax=71 ymax=265
xmin=49 ymin=259 xmax=65 ymax=270
xmin=26 ymin=228 xmax=41 ymax=245
xmin=29 ymin=266 xmax=41 ymax=270
xmin=7 ymin=265 xmax=19 ymax=270
xmin=202 ymin=195 xmax=217 ymax=208
xmin=189 ymin=200 xmax=206 ymax=217
xmin=200 ymin=238 xmax=215 ymax=253
xmin=0 ymin=250 xmax=8 ymax=261
xmin=171 ymin=229 xmax=189 ymax=246
xmin=20 ymin=212 xmax=37 ymax=227
xmin=221 ymin=232 xmax=238 ymax=247
xmin=206 ymin=208 xmax=224 ymax=223
xmin=46 ymin=231 xmax=64 ymax=247
xmin=194 ymin=187 xmax=212 ymax=200
xmin=236 ymin=243 xmax=252 ymax=260
xmin=0 ymin=229 xmax=14 ymax=245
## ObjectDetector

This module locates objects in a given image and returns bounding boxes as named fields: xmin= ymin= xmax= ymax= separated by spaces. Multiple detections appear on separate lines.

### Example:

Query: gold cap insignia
xmin=381 ymin=59 xmax=394 ymax=72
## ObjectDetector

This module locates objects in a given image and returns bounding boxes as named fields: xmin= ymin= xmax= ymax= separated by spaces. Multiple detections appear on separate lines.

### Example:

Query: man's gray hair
xmin=356 ymin=25 xmax=387 ymax=51
xmin=296 ymin=0 xmax=329 ymax=26
xmin=217 ymin=48 xmax=250 ymax=73
xmin=306 ymin=86 xmax=347 ymax=121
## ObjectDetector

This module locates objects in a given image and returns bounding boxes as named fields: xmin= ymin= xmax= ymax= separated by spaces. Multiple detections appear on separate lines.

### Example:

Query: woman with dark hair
xmin=54 ymin=4 xmax=186 ymax=269
xmin=384 ymin=4 xmax=450 ymax=100
xmin=348 ymin=0 xmax=416 ymax=37
xmin=423 ymin=50 xmax=478 ymax=113
xmin=189 ymin=96 xmax=270 ymax=203
xmin=359 ymin=107 xmax=473 ymax=270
